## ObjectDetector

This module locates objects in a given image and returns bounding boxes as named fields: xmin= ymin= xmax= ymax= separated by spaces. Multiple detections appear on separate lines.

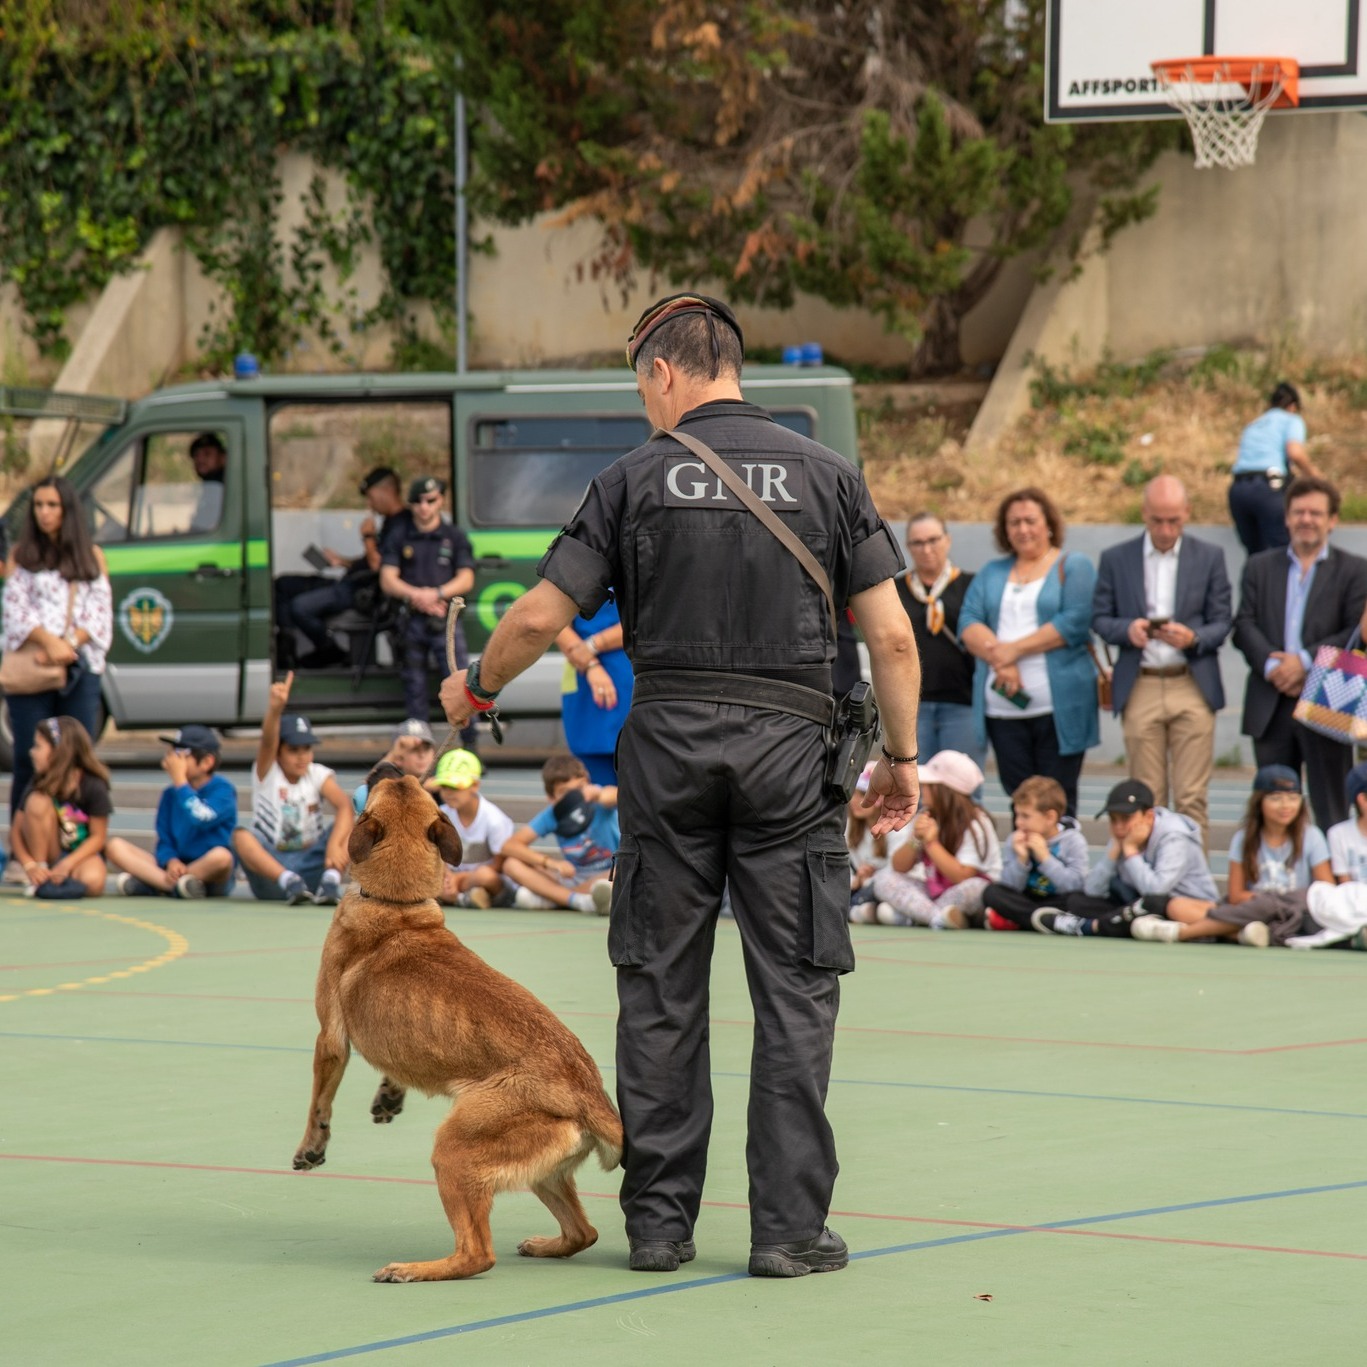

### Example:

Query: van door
xmin=84 ymin=421 xmax=247 ymax=726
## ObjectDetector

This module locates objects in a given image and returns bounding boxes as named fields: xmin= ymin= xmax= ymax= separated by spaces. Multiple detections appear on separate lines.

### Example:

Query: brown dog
xmin=292 ymin=773 xmax=623 ymax=1282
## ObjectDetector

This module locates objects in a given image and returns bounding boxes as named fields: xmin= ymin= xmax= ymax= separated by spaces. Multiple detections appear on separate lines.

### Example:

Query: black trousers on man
xmin=612 ymin=691 xmax=852 ymax=1246
xmin=1252 ymin=695 xmax=1352 ymax=832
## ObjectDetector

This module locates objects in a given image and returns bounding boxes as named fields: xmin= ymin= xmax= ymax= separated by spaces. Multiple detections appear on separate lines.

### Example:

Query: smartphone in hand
xmin=1147 ymin=616 xmax=1171 ymax=630
xmin=991 ymin=680 xmax=1032 ymax=709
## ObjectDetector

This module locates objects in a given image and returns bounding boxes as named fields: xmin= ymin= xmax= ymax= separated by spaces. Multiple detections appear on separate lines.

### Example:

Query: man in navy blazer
xmin=1233 ymin=476 xmax=1367 ymax=831
xmin=1093 ymin=476 xmax=1232 ymax=843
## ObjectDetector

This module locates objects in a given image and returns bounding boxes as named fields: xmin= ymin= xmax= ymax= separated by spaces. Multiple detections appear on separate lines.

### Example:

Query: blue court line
xmin=6 ymin=1030 xmax=1367 ymax=1121
xmin=259 ymin=1177 xmax=1367 ymax=1366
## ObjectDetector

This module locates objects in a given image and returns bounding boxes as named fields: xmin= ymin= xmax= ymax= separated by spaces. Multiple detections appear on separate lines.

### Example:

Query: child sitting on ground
xmin=1031 ymin=779 xmax=1218 ymax=937
xmin=351 ymin=718 xmax=437 ymax=814
xmin=233 ymin=672 xmax=353 ymax=905
xmin=847 ymin=763 xmax=891 ymax=898
xmin=981 ymin=775 xmax=1089 ymax=931
xmin=1327 ymin=762 xmax=1367 ymax=884
xmin=501 ymin=754 xmax=616 ymax=915
xmin=11 ymin=715 xmax=112 ymax=899
xmin=424 ymin=747 xmax=516 ymax=908
xmin=106 ymin=725 xmax=237 ymax=898
xmin=1130 ymin=766 xmax=1345 ymax=946
xmin=852 ymin=750 xmax=1001 ymax=929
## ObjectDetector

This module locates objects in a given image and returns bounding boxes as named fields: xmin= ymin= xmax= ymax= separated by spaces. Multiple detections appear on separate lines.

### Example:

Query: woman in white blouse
xmin=3 ymin=477 xmax=113 ymax=820
xmin=959 ymin=488 xmax=1100 ymax=817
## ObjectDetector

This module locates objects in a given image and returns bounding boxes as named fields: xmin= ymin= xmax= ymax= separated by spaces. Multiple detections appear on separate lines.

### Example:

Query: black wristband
xmin=465 ymin=658 xmax=500 ymax=703
xmin=881 ymin=746 xmax=918 ymax=766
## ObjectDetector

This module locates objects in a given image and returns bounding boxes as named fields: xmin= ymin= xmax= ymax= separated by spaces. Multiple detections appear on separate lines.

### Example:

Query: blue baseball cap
xmin=551 ymin=789 xmax=593 ymax=838
xmin=280 ymin=714 xmax=319 ymax=747
xmin=157 ymin=724 xmax=221 ymax=754
xmin=1346 ymin=763 xmax=1367 ymax=809
xmin=1252 ymin=764 xmax=1301 ymax=794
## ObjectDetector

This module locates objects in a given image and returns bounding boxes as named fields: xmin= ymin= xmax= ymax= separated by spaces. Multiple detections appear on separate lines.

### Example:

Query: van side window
xmin=85 ymin=429 xmax=230 ymax=543
xmin=770 ymin=410 xmax=815 ymax=438
xmin=469 ymin=414 xmax=650 ymax=527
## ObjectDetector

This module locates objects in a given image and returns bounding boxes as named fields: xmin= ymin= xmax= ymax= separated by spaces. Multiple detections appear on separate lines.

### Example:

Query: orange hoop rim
xmin=1151 ymin=56 xmax=1300 ymax=108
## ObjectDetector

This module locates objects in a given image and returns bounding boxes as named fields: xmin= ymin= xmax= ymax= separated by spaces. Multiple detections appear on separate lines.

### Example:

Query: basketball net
xmin=1152 ymin=58 xmax=1297 ymax=169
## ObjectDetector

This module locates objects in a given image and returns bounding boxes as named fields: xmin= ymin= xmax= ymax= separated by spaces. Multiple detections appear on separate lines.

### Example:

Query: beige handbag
xmin=0 ymin=582 xmax=78 ymax=695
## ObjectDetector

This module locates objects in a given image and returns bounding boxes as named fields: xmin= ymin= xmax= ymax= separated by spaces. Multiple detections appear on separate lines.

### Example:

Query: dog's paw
xmin=292 ymin=1148 xmax=327 ymax=1170
xmin=370 ymin=1080 xmax=406 ymax=1124
xmin=372 ymin=1263 xmax=417 ymax=1283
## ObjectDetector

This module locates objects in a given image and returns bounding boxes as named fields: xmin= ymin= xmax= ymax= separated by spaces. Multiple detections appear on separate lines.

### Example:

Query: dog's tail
xmin=585 ymin=1089 xmax=624 ymax=1171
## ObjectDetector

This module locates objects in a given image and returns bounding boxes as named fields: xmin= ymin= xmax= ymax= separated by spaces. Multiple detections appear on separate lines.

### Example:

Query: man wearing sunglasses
xmin=379 ymin=476 xmax=475 ymax=736
xmin=439 ymin=291 xmax=922 ymax=1279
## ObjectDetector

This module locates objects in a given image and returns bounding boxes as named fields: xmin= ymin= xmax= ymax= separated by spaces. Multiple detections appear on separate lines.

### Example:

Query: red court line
xmin=1242 ymin=1038 xmax=1367 ymax=1054
xmin=5 ymin=1152 xmax=1362 ymax=1264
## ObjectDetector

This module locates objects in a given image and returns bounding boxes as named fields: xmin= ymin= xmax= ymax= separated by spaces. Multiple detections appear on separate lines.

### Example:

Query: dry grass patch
xmin=861 ymin=350 xmax=1367 ymax=526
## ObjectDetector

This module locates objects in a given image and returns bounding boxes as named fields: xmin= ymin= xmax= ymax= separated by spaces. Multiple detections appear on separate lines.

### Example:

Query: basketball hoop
xmin=1151 ymin=57 xmax=1299 ymax=169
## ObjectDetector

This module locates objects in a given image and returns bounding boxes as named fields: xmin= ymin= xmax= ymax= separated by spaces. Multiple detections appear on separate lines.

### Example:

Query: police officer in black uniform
xmin=379 ymin=476 xmax=475 ymax=735
xmin=440 ymin=294 xmax=921 ymax=1278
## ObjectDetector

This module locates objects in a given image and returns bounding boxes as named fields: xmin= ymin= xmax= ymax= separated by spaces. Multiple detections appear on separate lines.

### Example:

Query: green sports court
xmin=5 ymin=885 xmax=1365 ymax=1365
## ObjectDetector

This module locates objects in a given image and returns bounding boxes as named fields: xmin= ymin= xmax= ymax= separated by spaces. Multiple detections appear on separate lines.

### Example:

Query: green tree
xmin=422 ymin=0 xmax=1176 ymax=374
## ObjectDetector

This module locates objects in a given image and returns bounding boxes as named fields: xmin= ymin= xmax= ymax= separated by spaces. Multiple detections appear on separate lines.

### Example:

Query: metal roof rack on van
xmin=0 ymin=387 xmax=128 ymax=423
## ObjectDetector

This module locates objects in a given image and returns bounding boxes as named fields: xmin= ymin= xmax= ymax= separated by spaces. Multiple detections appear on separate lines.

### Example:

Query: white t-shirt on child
xmin=252 ymin=761 xmax=335 ymax=851
xmin=1327 ymin=818 xmax=1367 ymax=883
xmin=439 ymin=795 xmax=516 ymax=872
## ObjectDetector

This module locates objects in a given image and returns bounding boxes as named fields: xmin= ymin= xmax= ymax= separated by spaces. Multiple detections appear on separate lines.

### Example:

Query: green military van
xmin=0 ymin=367 xmax=860 ymax=762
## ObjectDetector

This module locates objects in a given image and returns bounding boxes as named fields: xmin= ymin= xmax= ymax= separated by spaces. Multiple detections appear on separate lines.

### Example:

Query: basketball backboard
xmin=1045 ymin=0 xmax=1367 ymax=122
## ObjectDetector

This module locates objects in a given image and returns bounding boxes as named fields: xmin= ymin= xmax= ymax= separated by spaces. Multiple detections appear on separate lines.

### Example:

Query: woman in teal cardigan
xmin=959 ymin=488 xmax=1099 ymax=816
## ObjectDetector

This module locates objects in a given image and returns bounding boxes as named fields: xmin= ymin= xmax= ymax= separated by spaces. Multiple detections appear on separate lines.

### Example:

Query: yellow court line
xmin=0 ymin=901 xmax=189 ymax=1003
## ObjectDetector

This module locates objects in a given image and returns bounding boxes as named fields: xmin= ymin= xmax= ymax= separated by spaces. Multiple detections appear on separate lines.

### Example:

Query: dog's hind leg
xmin=373 ymin=1104 xmax=498 ymax=1282
xmin=517 ymin=1161 xmax=599 ymax=1260
xmin=371 ymin=1076 xmax=407 ymax=1124
xmin=293 ymin=1031 xmax=350 ymax=1171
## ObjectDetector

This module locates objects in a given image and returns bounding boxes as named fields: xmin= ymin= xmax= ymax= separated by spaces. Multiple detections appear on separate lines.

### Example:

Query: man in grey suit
xmin=1233 ymin=476 xmax=1367 ymax=832
xmin=1093 ymin=476 xmax=1232 ymax=844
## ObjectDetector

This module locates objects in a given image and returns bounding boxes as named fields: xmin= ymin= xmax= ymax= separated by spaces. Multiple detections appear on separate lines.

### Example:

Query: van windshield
xmin=467 ymin=410 xmax=815 ymax=528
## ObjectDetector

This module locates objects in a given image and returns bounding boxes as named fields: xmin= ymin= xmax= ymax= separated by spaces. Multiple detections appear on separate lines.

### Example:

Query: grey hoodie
xmin=1084 ymin=807 xmax=1218 ymax=903
xmin=999 ymin=817 xmax=1090 ymax=896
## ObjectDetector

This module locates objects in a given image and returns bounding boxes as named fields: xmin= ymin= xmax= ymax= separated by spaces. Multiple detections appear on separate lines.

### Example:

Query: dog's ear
xmin=349 ymin=812 xmax=383 ymax=863
xmin=429 ymin=813 xmax=464 ymax=868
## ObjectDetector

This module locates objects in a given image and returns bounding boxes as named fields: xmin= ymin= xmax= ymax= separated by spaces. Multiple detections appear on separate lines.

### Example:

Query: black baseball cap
xmin=1252 ymin=764 xmax=1301 ymax=794
xmin=551 ymin=789 xmax=593 ymax=838
xmin=1096 ymin=779 xmax=1155 ymax=819
xmin=408 ymin=475 xmax=446 ymax=503
xmin=158 ymin=724 xmax=222 ymax=754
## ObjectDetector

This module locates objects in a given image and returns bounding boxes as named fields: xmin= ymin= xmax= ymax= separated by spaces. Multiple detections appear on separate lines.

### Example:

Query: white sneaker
xmin=1130 ymin=913 xmax=1182 ymax=943
xmin=1237 ymin=921 xmax=1271 ymax=948
xmin=1031 ymin=907 xmax=1087 ymax=935
xmin=513 ymin=886 xmax=556 ymax=910
xmin=590 ymin=879 xmax=613 ymax=916
xmin=849 ymin=901 xmax=878 ymax=924
xmin=174 ymin=874 xmax=207 ymax=900
xmin=874 ymin=901 xmax=910 ymax=927
xmin=931 ymin=906 xmax=969 ymax=930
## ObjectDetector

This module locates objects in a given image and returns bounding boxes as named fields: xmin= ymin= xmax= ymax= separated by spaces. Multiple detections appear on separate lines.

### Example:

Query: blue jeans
xmin=8 ymin=666 xmax=104 ymax=820
xmin=1228 ymin=476 xmax=1289 ymax=556
xmin=917 ymin=701 xmax=986 ymax=798
xmin=277 ymin=575 xmax=355 ymax=652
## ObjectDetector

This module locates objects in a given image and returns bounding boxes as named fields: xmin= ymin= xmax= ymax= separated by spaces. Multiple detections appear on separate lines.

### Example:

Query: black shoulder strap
xmin=661 ymin=427 xmax=838 ymax=639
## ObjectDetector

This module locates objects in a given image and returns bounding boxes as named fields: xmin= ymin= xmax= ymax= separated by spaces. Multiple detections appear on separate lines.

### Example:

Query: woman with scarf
xmin=894 ymin=513 xmax=983 ymax=788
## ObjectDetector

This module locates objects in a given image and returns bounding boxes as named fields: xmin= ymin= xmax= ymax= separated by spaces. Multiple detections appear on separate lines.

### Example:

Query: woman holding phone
xmin=959 ymin=488 xmax=1099 ymax=816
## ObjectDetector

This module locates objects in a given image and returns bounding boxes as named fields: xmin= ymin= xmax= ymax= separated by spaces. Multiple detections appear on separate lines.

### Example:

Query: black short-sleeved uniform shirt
xmin=894 ymin=570 xmax=975 ymax=704
xmin=382 ymin=518 xmax=475 ymax=590
xmin=538 ymin=399 xmax=904 ymax=675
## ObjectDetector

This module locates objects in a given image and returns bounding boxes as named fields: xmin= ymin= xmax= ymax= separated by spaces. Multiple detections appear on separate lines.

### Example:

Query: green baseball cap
xmin=425 ymin=748 xmax=482 ymax=791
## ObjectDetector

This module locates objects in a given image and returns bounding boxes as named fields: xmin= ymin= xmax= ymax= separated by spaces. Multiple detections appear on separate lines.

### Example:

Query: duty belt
xmin=632 ymin=669 xmax=835 ymax=727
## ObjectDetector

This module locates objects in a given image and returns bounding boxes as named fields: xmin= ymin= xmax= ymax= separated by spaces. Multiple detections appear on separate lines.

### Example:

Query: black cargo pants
xmin=610 ymin=693 xmax=854 ymax=1245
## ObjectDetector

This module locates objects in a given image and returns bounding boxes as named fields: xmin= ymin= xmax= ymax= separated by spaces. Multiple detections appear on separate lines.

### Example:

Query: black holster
xmin=824 ymin=680 xmax=880 ymax=802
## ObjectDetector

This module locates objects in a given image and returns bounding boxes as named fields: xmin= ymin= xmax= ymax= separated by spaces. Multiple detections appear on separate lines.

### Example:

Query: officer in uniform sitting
xmin=440 ymin=293 xmax=922 ymax=1279
xmin=379 ymin=476 xmax=475 ymax=739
